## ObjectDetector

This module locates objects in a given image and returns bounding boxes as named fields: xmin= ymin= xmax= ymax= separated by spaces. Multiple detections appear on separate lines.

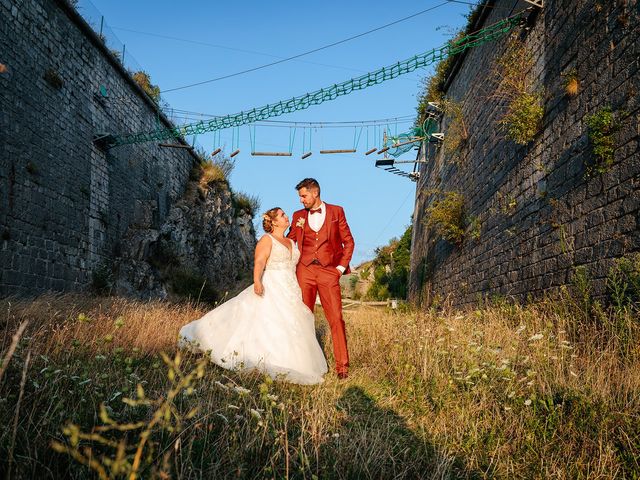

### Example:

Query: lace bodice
xmin=265 ymin=234 xmax=300 ymax=270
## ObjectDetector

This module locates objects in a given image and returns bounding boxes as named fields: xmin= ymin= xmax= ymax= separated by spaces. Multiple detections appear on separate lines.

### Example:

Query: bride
xmin=178 ymin=207 xmax=328 ymax=385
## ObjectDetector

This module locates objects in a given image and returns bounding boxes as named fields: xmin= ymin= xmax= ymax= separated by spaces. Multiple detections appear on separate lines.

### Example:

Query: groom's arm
xmin=337 ymin=207 xmax=355 ymax=269
xmin=286 ymin=213 xmax=298 ymax=242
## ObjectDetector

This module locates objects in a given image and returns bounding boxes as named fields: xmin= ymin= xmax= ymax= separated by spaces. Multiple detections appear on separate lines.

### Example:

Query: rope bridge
xmin=107 ymin=12 xmax=527 ymax=148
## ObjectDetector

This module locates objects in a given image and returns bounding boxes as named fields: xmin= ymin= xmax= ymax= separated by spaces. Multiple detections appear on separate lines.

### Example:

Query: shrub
xmin=586 ymin=106 xmax=618 ymax=176
xmin=493 ymin=39 xmax=544 ymax=145
xmin=563 ymin=69 xmax=579 ymax=97
xmin=500 ymin=92 xmax=544 ymax=145
xmin=132 ymin=70 xmax=161 ymax=103
xmin=423 ymin=191 xmax=466 ymax=245
xmin=199 ymin=157 xmax=234 ymax=187
xmin=365 ymin=225 xmax=412 ymax=300
xmin=232 ymin=191 xmax=260 ymax=218
xmin=440 ymin=98 xmax=468 ymax=160
xmin=169 ymin=268 xmax=218 ymax=303
xmin=91 ymin=262 xmax=114 ymax=295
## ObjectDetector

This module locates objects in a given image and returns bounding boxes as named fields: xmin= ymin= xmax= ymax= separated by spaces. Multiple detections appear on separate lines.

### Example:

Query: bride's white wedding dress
xmin=178 ymin=234 xmax=328 ymax=385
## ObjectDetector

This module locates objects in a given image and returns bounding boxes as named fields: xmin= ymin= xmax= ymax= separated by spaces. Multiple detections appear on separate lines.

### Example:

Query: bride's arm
xmin=253 ymin=236 xmax=271 ymax=296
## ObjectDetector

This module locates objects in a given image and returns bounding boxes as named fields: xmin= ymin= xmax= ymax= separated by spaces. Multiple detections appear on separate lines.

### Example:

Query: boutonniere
xmin=296 ymin=218 xmax=305 ymax=228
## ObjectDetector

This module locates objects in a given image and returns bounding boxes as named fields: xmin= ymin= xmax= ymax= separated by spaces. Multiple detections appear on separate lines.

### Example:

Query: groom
xmin=287 ymin=178 xmax=355 ymax=379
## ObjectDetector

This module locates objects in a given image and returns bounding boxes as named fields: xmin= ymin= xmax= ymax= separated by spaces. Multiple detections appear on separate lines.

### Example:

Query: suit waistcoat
xmin=301 ymin=216 xmax=331 ymax=266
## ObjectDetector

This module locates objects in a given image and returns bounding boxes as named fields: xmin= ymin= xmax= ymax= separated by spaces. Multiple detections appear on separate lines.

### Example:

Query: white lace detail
xmin=264 ymin=235 xmax=302 ymax=303
xmin=265 ymin=235 xmax=299 ymax=271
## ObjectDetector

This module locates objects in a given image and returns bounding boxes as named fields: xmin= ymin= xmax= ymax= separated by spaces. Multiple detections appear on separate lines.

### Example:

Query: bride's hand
xmin=254 ymin=281 xmax=264 ymax=296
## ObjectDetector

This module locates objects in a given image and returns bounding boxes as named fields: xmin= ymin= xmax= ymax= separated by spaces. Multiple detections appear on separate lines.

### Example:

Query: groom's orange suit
xmin=287 ymin=203 xmax=354 ymax=375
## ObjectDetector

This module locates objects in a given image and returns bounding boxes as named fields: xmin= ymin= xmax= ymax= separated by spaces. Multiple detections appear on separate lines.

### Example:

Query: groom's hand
xmin=254 ymin=281 xmax=264 ymax=296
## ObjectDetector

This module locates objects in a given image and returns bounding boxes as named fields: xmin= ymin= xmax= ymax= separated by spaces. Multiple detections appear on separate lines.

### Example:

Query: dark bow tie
xmin=309 ymin=208 xmax=322 ymax=215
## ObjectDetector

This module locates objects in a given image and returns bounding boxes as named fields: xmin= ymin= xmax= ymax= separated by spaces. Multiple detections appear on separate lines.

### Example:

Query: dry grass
xmin=1 ymin=293 xmax=639 ymax=479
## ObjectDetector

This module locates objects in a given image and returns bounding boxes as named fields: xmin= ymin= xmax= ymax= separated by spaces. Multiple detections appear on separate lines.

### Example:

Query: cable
xmin=111 ymin=26 xmax=388 ymax=76
xmin=372 ymin=190 xmax=414 ymax=245
xmin=160 ymin=1 xmax=451 ymax=93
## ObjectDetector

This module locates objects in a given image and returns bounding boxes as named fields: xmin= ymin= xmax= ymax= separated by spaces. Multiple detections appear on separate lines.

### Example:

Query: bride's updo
xmin=262 ymin=207 xmax=281 ymax=233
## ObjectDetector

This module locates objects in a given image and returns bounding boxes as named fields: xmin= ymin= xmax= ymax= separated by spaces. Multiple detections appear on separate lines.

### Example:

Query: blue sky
xmin=81 ymin=0 xmax=473 ymax=266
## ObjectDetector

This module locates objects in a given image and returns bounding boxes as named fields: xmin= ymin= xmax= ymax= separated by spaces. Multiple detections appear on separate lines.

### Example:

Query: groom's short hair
xmin=295 ymin=178 xmax=320 ymax=193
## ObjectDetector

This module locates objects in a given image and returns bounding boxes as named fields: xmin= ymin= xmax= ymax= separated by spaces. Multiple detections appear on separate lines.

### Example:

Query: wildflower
xmin=250 ymin=409 xmax=262 ymax=420
xmin=114 ymin=317 xmax=125 ymax=329
xmin=508 ymin=391 xmax=516 ymax=398
xmin=77 ymin=313 xmax=90 ymax=323
xmin=233 ymin=386 xmax=250 ymax=395
xmin=528 ymin=333 xmax=543 ymax=341
xmin=524 ymin=399 xmax=532 ymax=406
xmin=214 ymin=381 xmax=228 ymax=390
xmin=267 ymin=394 xmax=278 ymax=401
xmin=227 ymin=404 xmax=240 ymax=410
xmin=103 ymin=334 xmax=113 ymax=343
xmin=332 ymin=433 xmax=340 ymax=438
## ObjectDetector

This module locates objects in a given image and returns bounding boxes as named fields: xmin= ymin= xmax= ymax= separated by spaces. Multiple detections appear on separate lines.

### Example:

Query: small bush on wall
xmin=585 ymin=106 xmax=618 ymax=176
xmin=493 ymin=39 xmax=544 ymax=145
xmin=423 ymin=190 xmax=466 ymax=245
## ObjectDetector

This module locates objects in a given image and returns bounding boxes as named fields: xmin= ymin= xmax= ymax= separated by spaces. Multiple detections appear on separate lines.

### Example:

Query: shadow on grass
xmin=317 ymin=386 xmax=482 ymax=479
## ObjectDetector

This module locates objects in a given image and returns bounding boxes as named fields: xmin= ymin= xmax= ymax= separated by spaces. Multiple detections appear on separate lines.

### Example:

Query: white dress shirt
xmin=307 ymin=202 xmax=326 ymax=232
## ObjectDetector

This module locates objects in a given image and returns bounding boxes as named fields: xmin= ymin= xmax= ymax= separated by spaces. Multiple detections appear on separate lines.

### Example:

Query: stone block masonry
xmin=409 ymin=0 xmax=639 ymax=307
xmin=0 ymin=0 xmax=252 ymax=296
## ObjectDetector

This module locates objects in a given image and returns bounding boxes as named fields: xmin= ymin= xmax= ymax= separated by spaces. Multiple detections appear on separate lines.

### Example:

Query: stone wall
xmin=409 ymin=0 xmax=640 ymax=307
xmin=0 ymin=0 xmax=255 ymax=297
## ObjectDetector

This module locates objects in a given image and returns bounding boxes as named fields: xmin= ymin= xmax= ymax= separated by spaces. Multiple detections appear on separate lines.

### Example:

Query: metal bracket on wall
xmin=93 ymin=133 xmax=117 ymax=151
xmin=523 ymin=0 xmax=543 ymax=7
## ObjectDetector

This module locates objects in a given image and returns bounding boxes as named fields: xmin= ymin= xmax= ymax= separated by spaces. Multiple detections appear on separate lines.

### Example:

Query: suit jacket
xmin=287 ymin=203 xmax=355 ymax=274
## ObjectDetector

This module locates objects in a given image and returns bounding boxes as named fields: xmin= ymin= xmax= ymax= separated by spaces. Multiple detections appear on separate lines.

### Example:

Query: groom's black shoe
xmin=337 ymin=372 xmax=348 ymax=380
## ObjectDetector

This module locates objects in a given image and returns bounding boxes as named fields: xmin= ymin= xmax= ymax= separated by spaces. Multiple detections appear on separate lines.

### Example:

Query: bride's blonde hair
xmin=262 ymin=207 xmax=281 ymax=233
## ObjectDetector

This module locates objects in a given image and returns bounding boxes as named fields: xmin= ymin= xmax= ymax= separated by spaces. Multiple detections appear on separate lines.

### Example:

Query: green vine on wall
xmin=585 ymin=106 xmax=618 ymax=176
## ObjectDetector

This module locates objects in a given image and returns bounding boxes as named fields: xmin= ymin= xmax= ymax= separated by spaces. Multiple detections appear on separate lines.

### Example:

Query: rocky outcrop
xmin=113 ymin=180 xmax=256 ymax=302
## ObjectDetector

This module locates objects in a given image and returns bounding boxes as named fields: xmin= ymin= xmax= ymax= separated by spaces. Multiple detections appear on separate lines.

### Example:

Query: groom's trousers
xmin=296 ymin=262 xmax=349 ymax=375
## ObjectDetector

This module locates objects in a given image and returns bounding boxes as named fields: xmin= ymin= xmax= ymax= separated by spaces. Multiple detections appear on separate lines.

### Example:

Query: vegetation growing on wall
xmin=423 ymin=191 xmax=467 ymax=245
xmin=562 ymin=68 xmax=579 ymax=97
xmin=440 ymin=98 xmax=469 ymax=160
xmin=585 ymin=106 xmax=618 ymax=176
xmin=493 ymin=39 xmax=544 ymax=145
xmin=132 ymin=70 xmax=161 ymax=103
xmin=232 ymin=192 xmax=260 ymax=218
